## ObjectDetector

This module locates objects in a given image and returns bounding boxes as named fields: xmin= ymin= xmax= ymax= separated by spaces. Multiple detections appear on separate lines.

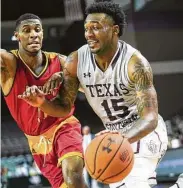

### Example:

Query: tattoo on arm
xmin=56 ymin=67 xmax=79 ymax=111
xmin=136 ymin=90 xmax=158 ymax=116
xmin=132 ymin=60 xmax=158 ymax=117
xmin=125 ymin=58 xmax=159 ymax=143
xmin=132 ymin=61 xmax=153 ymax=91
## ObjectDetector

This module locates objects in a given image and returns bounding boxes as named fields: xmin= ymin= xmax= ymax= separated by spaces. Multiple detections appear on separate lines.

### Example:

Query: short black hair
xmin=85 ymin=1 xmax=126 ymax=37
xmin=15 ymin=13 xmax=42 ymax=30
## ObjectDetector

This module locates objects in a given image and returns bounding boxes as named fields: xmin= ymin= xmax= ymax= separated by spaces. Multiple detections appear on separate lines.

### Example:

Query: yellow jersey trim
xmin=25 ymin=116 xmax=79 ymax=155
xmin=60 ymin=182 xmax=67 ymax=188
xmin=10 ymin=50 xmax=19 ymax=58
xmin=17 ymin=51 xmax=48 ymax=78
xmin=57 ymin=152 xmax=83 ymax=167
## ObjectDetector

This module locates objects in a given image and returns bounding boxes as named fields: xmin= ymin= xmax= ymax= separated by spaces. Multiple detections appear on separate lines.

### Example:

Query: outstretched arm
xmin=41 ymin=51 xmax=80 ymax=116
xmin=0 ymin=49 xmax=17 ymax=95
xmin=19 ymin=51 xmax=80 ymax=117
xmin=42 ymin=52 xmax=84 ymax=94
xmin=125 ymin=53 xmax=158 ymax=143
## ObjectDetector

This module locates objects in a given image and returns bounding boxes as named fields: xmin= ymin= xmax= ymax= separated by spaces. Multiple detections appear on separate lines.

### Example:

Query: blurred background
xmin=1 ymin=0 xmax=183 ymax=187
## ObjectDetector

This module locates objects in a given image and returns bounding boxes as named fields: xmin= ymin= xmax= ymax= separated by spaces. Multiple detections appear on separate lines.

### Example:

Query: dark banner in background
xmin=131 ymin=0 xmax=183 ymax=62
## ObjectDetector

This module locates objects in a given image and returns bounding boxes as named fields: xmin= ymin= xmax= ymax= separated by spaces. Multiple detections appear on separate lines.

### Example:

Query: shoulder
xmin=127 ymin=51 xmax=153 ymax=84
xmin=63 ymin=51 xmax=80 ymax=77
xmin=1 ymin=49 xmax=17 ymax=60
xmin=44 ymin=51 xmax=67 ymax=67
xmin=66 ymin=51 xmax=78 ymax=63
xmin=1 ymin=49 xmax=17 ymax=68
xmin=78 ymin=44 xmax=89 ymax=53
xmin=44 ymin=51 xmax=66 ymax=60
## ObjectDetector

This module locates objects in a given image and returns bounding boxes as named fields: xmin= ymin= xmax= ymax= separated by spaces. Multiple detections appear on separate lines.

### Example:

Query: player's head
xmin=14 ymin=13 xmax=43 ymax=54
xmin=82 ymin=126 xmax=91 ymax=135
xmin=84 ymin=0 xmax=126 ymax=54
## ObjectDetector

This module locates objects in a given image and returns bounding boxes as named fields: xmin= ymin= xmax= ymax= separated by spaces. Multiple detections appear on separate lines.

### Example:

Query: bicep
xmin=0 ymin=49 xmax=16 ymax=71
xmin=129 ymin=54 xmax=158 ymax=118
xmin=0 ymin=50 xmax=13 ymax=84
xmin=1 ymin=49 xmax=8 ymax=70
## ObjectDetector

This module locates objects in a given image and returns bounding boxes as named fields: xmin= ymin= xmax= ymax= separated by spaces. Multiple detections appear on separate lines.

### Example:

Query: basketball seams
xmin=102 ymin=155 xmax=134 ymax=183
xmin=84 ymin=156 xmax=92 ymax=174
xmin=93 ymin=134 xmax=109 ymax=176
xmin=85 ymin=134 xmax=134 ymax=184
xmin=85 ymin=134 xmax=109 ymax=175
xmin=95 ymin=135 xmax=125 ymax=180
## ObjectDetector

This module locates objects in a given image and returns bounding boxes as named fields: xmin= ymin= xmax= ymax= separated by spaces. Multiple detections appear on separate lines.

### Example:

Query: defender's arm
xmin=39 ymin=51 xmax=80 ymax=117
xmin=0 ymin=49 xmax=16 ymax=94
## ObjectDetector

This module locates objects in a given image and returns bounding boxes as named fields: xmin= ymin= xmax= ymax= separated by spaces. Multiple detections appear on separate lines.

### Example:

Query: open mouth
xmin=87 ymin=40 xmax=99 ymax=48
xmin=28 ymin=41 xmax=40 ymax=45
xmin=88 ymin=40 xmax=98 ymax=45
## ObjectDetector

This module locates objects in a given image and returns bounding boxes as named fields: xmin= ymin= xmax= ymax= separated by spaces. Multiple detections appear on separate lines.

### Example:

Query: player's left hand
xmin=18 ymin=85 xmax=46 ymax=107
xmin=43 ymin=72 xmax=63 ymax=94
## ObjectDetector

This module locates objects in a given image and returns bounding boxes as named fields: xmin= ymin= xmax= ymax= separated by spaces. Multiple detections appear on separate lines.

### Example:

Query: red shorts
xmin=26 ymin=116 xmax=83 ymax=188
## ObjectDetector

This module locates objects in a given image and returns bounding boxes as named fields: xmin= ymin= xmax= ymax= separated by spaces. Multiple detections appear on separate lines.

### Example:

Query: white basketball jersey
xmin=77 ymin=41 xmax=139 ymax=133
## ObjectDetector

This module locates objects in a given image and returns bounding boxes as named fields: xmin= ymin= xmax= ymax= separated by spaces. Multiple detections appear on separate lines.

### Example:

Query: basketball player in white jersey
xmin=19 ymin=1 xmax=168 ymax=188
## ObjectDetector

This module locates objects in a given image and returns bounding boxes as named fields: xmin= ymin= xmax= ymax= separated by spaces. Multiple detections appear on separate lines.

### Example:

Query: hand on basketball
xmin=43 ymin=72 xmax=63 ymax=94
xmin=95 ymin=129 xmax=120 ymax=137
xmin=18 ymin=85 xmax=46 ymax=107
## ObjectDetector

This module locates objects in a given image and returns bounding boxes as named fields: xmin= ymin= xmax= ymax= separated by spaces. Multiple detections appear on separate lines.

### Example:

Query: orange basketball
xmin=84 ymin=133 xmax=134 ymax=184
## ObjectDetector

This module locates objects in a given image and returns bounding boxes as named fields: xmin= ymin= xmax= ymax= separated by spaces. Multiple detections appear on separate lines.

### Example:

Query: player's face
xmin=84 ymin=13 xmax=115 ymax=54
xmin=15 ymin=19 xmax=43 ymax=54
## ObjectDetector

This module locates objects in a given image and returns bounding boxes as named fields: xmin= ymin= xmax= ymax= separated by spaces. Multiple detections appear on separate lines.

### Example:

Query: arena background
xmin=1 ymin=0 xmax=183 ymax=187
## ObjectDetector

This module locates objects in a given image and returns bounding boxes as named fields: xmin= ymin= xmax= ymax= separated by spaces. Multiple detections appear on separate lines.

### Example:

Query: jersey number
xmin=101 ymin=98 xmax=130 ymax=121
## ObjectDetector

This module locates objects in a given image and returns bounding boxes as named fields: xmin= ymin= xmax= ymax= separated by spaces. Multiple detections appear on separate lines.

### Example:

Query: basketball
xmin=84 ymin=133 xmax=134 ymax=184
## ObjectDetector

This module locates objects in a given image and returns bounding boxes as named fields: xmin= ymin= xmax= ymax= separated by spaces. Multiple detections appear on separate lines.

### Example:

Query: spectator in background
xmin=165 ymin=114 xmax=183 ymax=148
xmin=82 ymin=125 xmax=104 ymax=188
xmin=1 ymin=167 xmax=8 ymax=188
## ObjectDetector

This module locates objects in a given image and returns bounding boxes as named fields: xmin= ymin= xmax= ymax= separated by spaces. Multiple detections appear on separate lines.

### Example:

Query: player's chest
xmin=83 ymin=71 xmax=130 ymax=98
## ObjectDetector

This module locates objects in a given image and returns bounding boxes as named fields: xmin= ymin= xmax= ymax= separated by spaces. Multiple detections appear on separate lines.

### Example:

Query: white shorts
xmin=109 ymin=115 xmax=168 ymax=188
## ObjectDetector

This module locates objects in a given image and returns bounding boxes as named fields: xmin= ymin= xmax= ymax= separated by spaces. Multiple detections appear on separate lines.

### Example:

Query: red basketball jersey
xmin=4 ymin=50 xmax=74 ymax=136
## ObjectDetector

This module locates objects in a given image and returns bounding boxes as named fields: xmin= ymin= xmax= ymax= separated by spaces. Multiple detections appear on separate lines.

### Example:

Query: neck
xmin=18 ymin=48 xmax=43 ymax=70
xmin=95 ymin=40 xmax=118 ymax=71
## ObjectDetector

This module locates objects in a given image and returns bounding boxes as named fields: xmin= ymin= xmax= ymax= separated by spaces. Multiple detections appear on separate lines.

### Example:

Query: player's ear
xmin=42 ymin=29 xmax=44 ymax=38
xmin=113 ymin=25 xmax=119 ymax=35
xmin=14 ymin=31 xmax=20 ymax=42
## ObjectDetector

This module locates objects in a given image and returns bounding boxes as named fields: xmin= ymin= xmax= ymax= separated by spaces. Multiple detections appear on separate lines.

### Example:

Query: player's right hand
xmin=18 ymin=85 xmax=46 ymax=107
xmin=95 ymin=130 xmax=120 ymax=137
xmin=43 ymin=72 xmax=63 ymax=94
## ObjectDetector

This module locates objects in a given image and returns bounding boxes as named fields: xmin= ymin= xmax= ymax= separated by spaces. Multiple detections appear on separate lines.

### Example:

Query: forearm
xmin=125 ymin=116 xmax=158 ymax=144
xmin=39 ymin=98 xmax=71 ymax=118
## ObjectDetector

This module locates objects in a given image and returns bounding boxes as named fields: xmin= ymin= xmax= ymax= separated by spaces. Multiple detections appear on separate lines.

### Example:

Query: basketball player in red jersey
xmin=0 ymin=13 xmax=87 ymax=188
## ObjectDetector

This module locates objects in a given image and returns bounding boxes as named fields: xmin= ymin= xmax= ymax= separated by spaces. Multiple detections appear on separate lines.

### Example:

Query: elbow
xmin=149 ymin=118 xmax=158 ymax=132
xmin=63 ymin=108 xmax=72 ymax=117
xmin=57 ymin=105 xmax=72 ymax=118
xmin=57 ymin=111 xmax=69 ymax=118
xmin=146 ymin=113 xmax=158 ymax=132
